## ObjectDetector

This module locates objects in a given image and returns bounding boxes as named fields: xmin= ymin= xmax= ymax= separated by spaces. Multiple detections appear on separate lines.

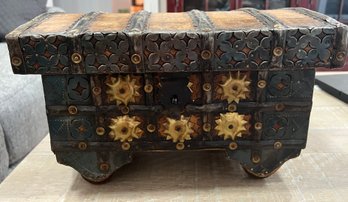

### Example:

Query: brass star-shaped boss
xmin=109 ymin=115 xmax=144 ymax=142
xmin=163 ymin=116 xmax=194 ymax=143
xmin=106 ymin=75 xmax=140 ymax=106
xmin=215 ymin=112 xmax=247 ymax=140
xmin=220 ymin=72 xmax=250 ymax=103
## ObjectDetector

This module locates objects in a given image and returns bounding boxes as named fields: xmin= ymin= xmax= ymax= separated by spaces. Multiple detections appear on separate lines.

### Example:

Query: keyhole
xmin=171 ymin=95 xmax=178 ymax=104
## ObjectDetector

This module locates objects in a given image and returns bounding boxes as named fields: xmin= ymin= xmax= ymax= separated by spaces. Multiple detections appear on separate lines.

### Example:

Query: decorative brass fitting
xmin=251 ymin=153 xmax=261 ymax=164
xmin=227 ymin=104 xmax=237 ymax=112
xmin=121 ymin=142 xmax=131 ymax=150
xmin=203 ymin=123 xmax=211 ymax=132
xmin=96 ymin=127 xmax=105 ymax=136
xmin=254 ymin=122 xmax=263 ymax=131
xmin=273 ymin=47 xmax=283 ymax=57
xmin=275 ymin=103 xmax=285 ymax=111
xmin=215 ymin=112 xmax=248 ymax=140
xmin=201 ymin=50 xmax=212 ymax=60
xmin=92 ymin=87 xmax=101 ymax=95
xmin=147 ymin=124 xmax=156 ymax=133
xmin=220 ymin=71 xmax=250 ymax=103
xmin=257 ymin=80 xmax=267 ymax=89
xmin=120 ymin=105 xmax=130 ymax=114
xmin=131 ymin=53 xmax=141 ymax=64
xmin=163 ymin=115 xmax=194 ymax=143
xmin=336 ymin=52 xmax=346 ymax=61
xmin=68 ymin=105 xmax=78 ymax=115
xmin=71 ymin=53 xmax=82 ymax=64
xmin=274 ymin=141 xmax=282 ymax=150
xmin=78 ymin=142 xmax=87 ymax=150
xmin=144 ymin=84 xmax=153 ymax=93
xmin=176 ymin=142 xmax=185 ymax=150
xmin=106 ymin=75 xmax=141 ymax=106
xmin=99 ymin=163 xmax=110 ymax=172
xmin=229 ymin=142 xmax=238 ymax=150
xmin=203 ymin=83 xmax=212 ymax=92
xmin=109 ymin=115 xmax=144 ymax=142
xmin=11 ymin=56 xmax=22 ymax=66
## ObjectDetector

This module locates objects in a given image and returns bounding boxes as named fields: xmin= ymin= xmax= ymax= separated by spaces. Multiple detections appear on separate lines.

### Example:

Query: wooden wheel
xmin=80 ymin=172 xmax=114 ymax=184
xmin=242 ymin=164 xmax=282 ymax=179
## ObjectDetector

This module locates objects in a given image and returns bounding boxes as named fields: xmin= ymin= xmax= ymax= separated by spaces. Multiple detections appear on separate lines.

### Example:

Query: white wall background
xmin=53 ymin=0 xmax=113 ymax=13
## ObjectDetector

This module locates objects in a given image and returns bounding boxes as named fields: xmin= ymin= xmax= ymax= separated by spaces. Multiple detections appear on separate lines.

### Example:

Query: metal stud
xmin=203 ymin=83 xmax=212 ymax=92
xmin=78 ymin=142 xmax=87 ymax=150
xmin=201 ymin=50 xmax=212 ymax=60
xmin=147 ymin=124 xmax=156 ymax=133
xmin=96 ymin=127 xmax=105 ymax=136
xmin=251 ymin=153 xmax=261 ymax=164
xmin=274 ymin=141 xmax=282 ymax=150
xmin=229 ymin=142 xmax=238 ymax=150
xmin=71 ymin=53 xmax=82 ymax=64
xmin=257 ymin=80 xmax=267 ymax=89
xmin=144 ymin=84 xmax=153 ymax=93
xmin=92 ymin=87 xmax=101 ymax=95
xmin=336 ymin=52 xmax=346 ymax=61
xmin=227 ymin=104 xmax=237 ymax=112
xmin=176 ymin=142 xmax=185 ymax=150
xmin=99 ymin=163 xmax=110 ymax=172
xmin=273 ymin=47 xmax=283 ymax=57
xmin=121 ymin=142 xmax=131 ymax=151
xmin=120 ymin=105 xmax=129 ymax=114
xmin=131 ymin=54 xmax=141 ymax=64
xmin=254 ymin=122 xmax=263 ymax=130
xmin=68 ymin=105 xmax=78 ymax=115
xmin=275 ymin=103 xmax=285 ymax=111
xmin=11 ymin=56 xmax=22 ymax=66
xmin=203 ymin=123 xmax=211 ymax=132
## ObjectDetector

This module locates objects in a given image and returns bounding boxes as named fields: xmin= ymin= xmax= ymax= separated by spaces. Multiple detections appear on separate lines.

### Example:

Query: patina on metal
xmin=5 ymin=8 xmax=348 ymax=183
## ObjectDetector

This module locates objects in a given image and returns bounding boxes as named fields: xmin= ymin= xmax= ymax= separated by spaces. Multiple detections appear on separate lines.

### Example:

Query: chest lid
xmin=6 ymin=8 xmax=348 ymax=75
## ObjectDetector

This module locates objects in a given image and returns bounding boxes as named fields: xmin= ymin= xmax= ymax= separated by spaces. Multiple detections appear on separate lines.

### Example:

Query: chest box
xmin=6 ymin=8 xmax=348 ymax=182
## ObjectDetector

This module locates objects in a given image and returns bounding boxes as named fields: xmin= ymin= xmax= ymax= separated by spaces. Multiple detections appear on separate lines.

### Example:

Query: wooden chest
xmin=6 ymin=8 xmax=348 ymax=182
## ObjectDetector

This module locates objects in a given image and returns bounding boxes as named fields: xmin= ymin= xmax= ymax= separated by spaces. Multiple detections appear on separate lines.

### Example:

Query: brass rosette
xmin=109 ymin=115 xmax=144 ymax=142
xmin=215 ymin=112 xmax=248 ymax=140
xmin=106 ymin=75 xmax=141 ymax=106
xmin=219 ymin=72 xmax=250 ymax=103
xmin=162 ymin=115 xmax=195 ymax=143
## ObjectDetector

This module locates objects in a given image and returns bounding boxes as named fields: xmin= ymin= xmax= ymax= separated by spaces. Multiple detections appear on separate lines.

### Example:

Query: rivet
xmin=131 ymin=54 xmax=141 ymax=64
xmin=336 ymin=52 xmax=346 ymax=61
xmin=120 ymin=105 xmax=129 ymax=114
xmin=147 ymin=124 xmax=156 ymax=133
xmin=203 ymin=83 xmax=212 ymax=92
xmin=144 ymin=84 xmax=153 ymax=93
xmin=68 ymin=105 xmax=78 ymax=115
xmin=275 ymin=103 xmax=285 ymax=111
xmin=201 ymin=50 xmax=212 ymax=60
xmin=251 ymin=153 xmax=261 ymax=164
xmin=229 ymin=142 xmax=238 ymax=150
xmin=92 ymin=87 xmax=101 ymax=95
xmin=227 ymin=104 xmax=237 ymax=112
xmin=78 ymin=142 xmax=87 ymax=150
xmin=273 ymin=47 xmax=283 ymax=57
xmin=274 ymin=141 xmax=282 ymax=150
xmin=121 ymin=142 xmax=131 ymax=151
xmin=203 ymin=123 xmax=211 ymax=132
xmin=71 ymin=53 xmax=82 ymax=64
xmin=257 ymin=80 xmax=267 ymax=89
xmin=11 ymin=56 xmax=22 ymax=66
xmin=254 ymin=122 xmax=263 ymax=130
xmin=96 ymin=127 xmax=105 ymax=136
xmin=99 ymin=163 xmax=110 ymax=172
xmin=176 ymin=142 xmax=185 ymax=150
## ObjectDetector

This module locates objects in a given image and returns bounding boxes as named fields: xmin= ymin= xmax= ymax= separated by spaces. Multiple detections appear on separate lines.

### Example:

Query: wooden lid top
xmin=6 ymin=8 xmax=348 ymax=74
